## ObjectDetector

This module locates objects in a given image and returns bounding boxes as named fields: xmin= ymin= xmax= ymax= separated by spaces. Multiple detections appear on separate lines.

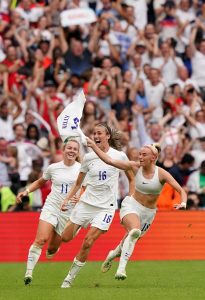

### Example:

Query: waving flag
xmin=57 ymin=90 xmax=87 ymax=145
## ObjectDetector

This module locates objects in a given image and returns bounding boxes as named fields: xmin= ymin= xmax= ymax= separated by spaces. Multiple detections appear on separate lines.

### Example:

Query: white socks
xmin=117 ymin=229 xmax=141 ymax=273
xmin=64 ymin=257 xmax=86 ymax=284
xmin=26 ymin=244 xmax=42 ymax=276
xmin=108 ymin=242 xmax=122 ymax=260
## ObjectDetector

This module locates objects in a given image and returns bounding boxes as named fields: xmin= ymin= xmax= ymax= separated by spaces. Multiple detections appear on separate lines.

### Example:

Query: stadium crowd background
xmin=0 ymin=0 xmax=205 ymax=212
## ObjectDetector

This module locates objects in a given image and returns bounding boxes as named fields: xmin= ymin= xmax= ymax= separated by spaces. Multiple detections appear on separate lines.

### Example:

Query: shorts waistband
xmin=130 ymin=195 xmax=157 ymax=212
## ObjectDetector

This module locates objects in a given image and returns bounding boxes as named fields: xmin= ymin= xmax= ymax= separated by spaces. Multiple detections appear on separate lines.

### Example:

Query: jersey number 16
xmin=99 ymin=171 xmax=107 ymax=180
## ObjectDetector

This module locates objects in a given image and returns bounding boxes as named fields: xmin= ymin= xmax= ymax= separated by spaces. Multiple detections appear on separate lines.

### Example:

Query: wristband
xmin=26 ymin=188 xmax=30 ymax=194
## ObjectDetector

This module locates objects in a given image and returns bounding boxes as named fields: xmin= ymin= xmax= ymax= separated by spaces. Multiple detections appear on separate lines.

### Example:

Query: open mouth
xmin=95 ymin=140 xmax=101 ymax=144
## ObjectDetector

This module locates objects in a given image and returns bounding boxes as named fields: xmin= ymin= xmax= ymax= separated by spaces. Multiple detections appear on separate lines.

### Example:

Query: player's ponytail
xmin=109 ymin=128 xmax=122 ymax=151
xmin=152 ymin=143 xmax=161 ymax=154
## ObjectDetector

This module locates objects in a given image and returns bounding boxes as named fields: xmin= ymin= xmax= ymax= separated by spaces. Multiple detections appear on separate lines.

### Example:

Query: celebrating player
xmin=16 ymin=140 xmax=81 ymax=285
xmin=60 ymin=123 xmax=134 ymax=288
xmin=86 ymin=139 xmax=187 ymax=280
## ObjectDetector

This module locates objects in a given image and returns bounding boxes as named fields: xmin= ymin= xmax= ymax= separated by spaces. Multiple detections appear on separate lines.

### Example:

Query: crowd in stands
xmin=0 ymin=0 xmax=205 ymax=212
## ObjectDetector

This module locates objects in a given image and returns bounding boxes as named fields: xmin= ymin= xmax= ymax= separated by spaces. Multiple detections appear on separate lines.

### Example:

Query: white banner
xmin=60 ymin=8 xmax=97 ymax=27
xmin=57 ymin=90 xmax=87 ymax=145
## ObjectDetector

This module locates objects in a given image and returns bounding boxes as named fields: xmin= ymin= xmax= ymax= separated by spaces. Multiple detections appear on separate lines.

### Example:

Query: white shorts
xmin=120 ymin=196 xmax=157 ymax=237
xmin=70 ymin=201 xmax=115 ymax=231
xmin=40 ymin=209 xmax=71 ymax=236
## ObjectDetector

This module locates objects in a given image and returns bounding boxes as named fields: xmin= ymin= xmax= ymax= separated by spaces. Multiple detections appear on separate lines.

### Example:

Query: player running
xmin=86 ymin=140 xmax=187 ymax=280
xmin=17 ymin=140 xmax=81 ymax=285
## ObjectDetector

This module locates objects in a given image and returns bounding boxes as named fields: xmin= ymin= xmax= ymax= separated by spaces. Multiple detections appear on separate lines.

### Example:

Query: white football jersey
xmin=42 ymin=161 xmax=81 ymax=211
xmin=80 ymin=147 xmax=128 ymax=209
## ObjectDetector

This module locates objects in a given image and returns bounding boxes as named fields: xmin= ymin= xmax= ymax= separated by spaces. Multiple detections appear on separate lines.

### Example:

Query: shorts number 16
xmin=102 ymin=214 xmax=112 ymax=223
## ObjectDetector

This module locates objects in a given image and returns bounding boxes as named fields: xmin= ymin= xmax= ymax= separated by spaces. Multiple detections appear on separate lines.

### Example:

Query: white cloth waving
xmin=57 ymin=90 xmax=87 ymax=145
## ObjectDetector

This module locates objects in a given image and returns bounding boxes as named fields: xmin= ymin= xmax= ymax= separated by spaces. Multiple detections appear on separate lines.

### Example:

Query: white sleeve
xmin=120 ymin=152 xmax=129 ymax=161
xmin=79 ymin=156 xmax=88 ymax=174
xmin=42 ymin=165 xmax=52 ymax=180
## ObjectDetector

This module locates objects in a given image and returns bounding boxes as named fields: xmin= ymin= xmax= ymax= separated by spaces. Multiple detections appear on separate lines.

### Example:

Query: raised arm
xmin=86 ymin=137 xmax=138 ymax=172
xmin=159 ymin=168 xmax=187 ymax=209
xmin=125 ymin=169 xmax=135 ymax=195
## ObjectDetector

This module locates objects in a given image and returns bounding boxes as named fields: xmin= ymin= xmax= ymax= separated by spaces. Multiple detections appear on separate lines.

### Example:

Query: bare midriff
xmin=132 ymin=189 xmax=159 ymax=209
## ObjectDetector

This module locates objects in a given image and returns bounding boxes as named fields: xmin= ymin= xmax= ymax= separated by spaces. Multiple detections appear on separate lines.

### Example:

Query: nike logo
xmin=142 ymin=182 xmax=148 ymax=184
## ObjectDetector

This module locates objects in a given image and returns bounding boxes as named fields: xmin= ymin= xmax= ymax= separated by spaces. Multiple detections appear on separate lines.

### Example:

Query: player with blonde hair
xmin=86 ymin=140 xmax=187 ymax=280
xmin=17 ymin=139 xmax=81 ymax=285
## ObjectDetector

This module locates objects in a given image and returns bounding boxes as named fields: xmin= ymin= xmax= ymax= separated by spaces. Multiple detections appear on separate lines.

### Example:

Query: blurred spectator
xmin=158 ymin=144 xmax=178 ymax=170
xmin=152 ymin=40 xmax=184 ymax=86
xmin=168 ymin=153 xmax=195 ymax=186
xmin=189 ymin=22 xmax=205 ymax=100
xmin=144 ymin=67 xmax=165 ymax=121
xmin=190 ymin=137 xmax=205 ymax=169
xmin=0 ymin=185 xmax=16 ymax=212
xmin=1 ymin=0 xmax=205 ymax=211
xmin=0 ymin=138 xmax=10 ymax=187
xmin=0 ymin=100 xmax=22 ymax=141
xmin=27 ymin=170 xmax=43 ymax=211
xmin=11 ymin=123 xmax=41 ymax=186
xmin=9 ymin=191 xmax=32 ymax=212
xmin=26 ymin=123 xmax=40 ymax=144
xmin=186 ymin=192 xmax=201 ymax=210
xmin=186 ymin=160 xmax=205 ymax=199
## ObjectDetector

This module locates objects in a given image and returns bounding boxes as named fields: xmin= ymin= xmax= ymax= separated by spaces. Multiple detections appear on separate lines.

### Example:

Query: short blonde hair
xmin=144 ymin=143 xmax=161 ymax=157
xmin=63 ymin=139 xmax=81 ymax=163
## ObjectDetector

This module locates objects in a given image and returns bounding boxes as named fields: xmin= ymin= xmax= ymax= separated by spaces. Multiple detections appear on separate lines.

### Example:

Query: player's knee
xmin=82 ymin=236 xmax=94 ymax=250
xmin=61 ymin=233 xmax=72 ymax=243
xmin=128 ymin=228 xmax=141 ymax=240
xmin=35 ymin=237 xmax=48 ymax=247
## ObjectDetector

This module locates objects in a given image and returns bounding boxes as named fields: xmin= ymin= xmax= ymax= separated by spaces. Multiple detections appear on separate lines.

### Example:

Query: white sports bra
xmin=135 ymin=166 xmax=163 ymax=195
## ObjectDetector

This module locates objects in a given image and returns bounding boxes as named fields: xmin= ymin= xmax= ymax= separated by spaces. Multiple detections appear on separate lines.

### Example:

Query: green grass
xmin=0 ymin=261 xmax=204 ymax=300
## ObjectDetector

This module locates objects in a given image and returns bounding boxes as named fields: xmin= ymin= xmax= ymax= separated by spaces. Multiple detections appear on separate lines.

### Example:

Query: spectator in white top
xmin=132 ymin=108 xmax=163 ymax=147
xmin=152 ymin=40 xmax=185 ymax=86
xmin=176 ymin=0 xmax=196 ymax=24
xmin=183 ymin=109 xmax=205 ymax=140
xmin=189 ymin=21 xmax=205 ymax=99
xmin=123 ymin=0 xmax=147 ymax=30
xmin=190 ymin=137 xmax=205 ymax=169
xmin=0 ymin=137 xmax=11 ymax=187
xmin=173 ymin=66 xmax=189 ymax=89
xmin=128 ymin=39 xmax=151 ymax=67
xmin=0 ymin=101 xmax=22 ymax=141
xmin=129 ymin=53 xmax=145 ymax=82
xmin=157 ymin=0 xmax=179 ymax=41
xmin=15 ymin=0 xmax=44 ymax=24
xmin=144 ymin=68 xmax=165 ymax=121
xmin=186 ymin=160 xmax=205 ymax=194
xmin=142 ymin=23 xmax=159 ymax=59
xmin=12 ymin=123 xmax=41 ymax=186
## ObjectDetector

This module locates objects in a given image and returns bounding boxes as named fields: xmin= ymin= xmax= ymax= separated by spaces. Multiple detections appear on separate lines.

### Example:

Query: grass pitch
xmin=0 ymin=261 xmax=204 ymax=300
